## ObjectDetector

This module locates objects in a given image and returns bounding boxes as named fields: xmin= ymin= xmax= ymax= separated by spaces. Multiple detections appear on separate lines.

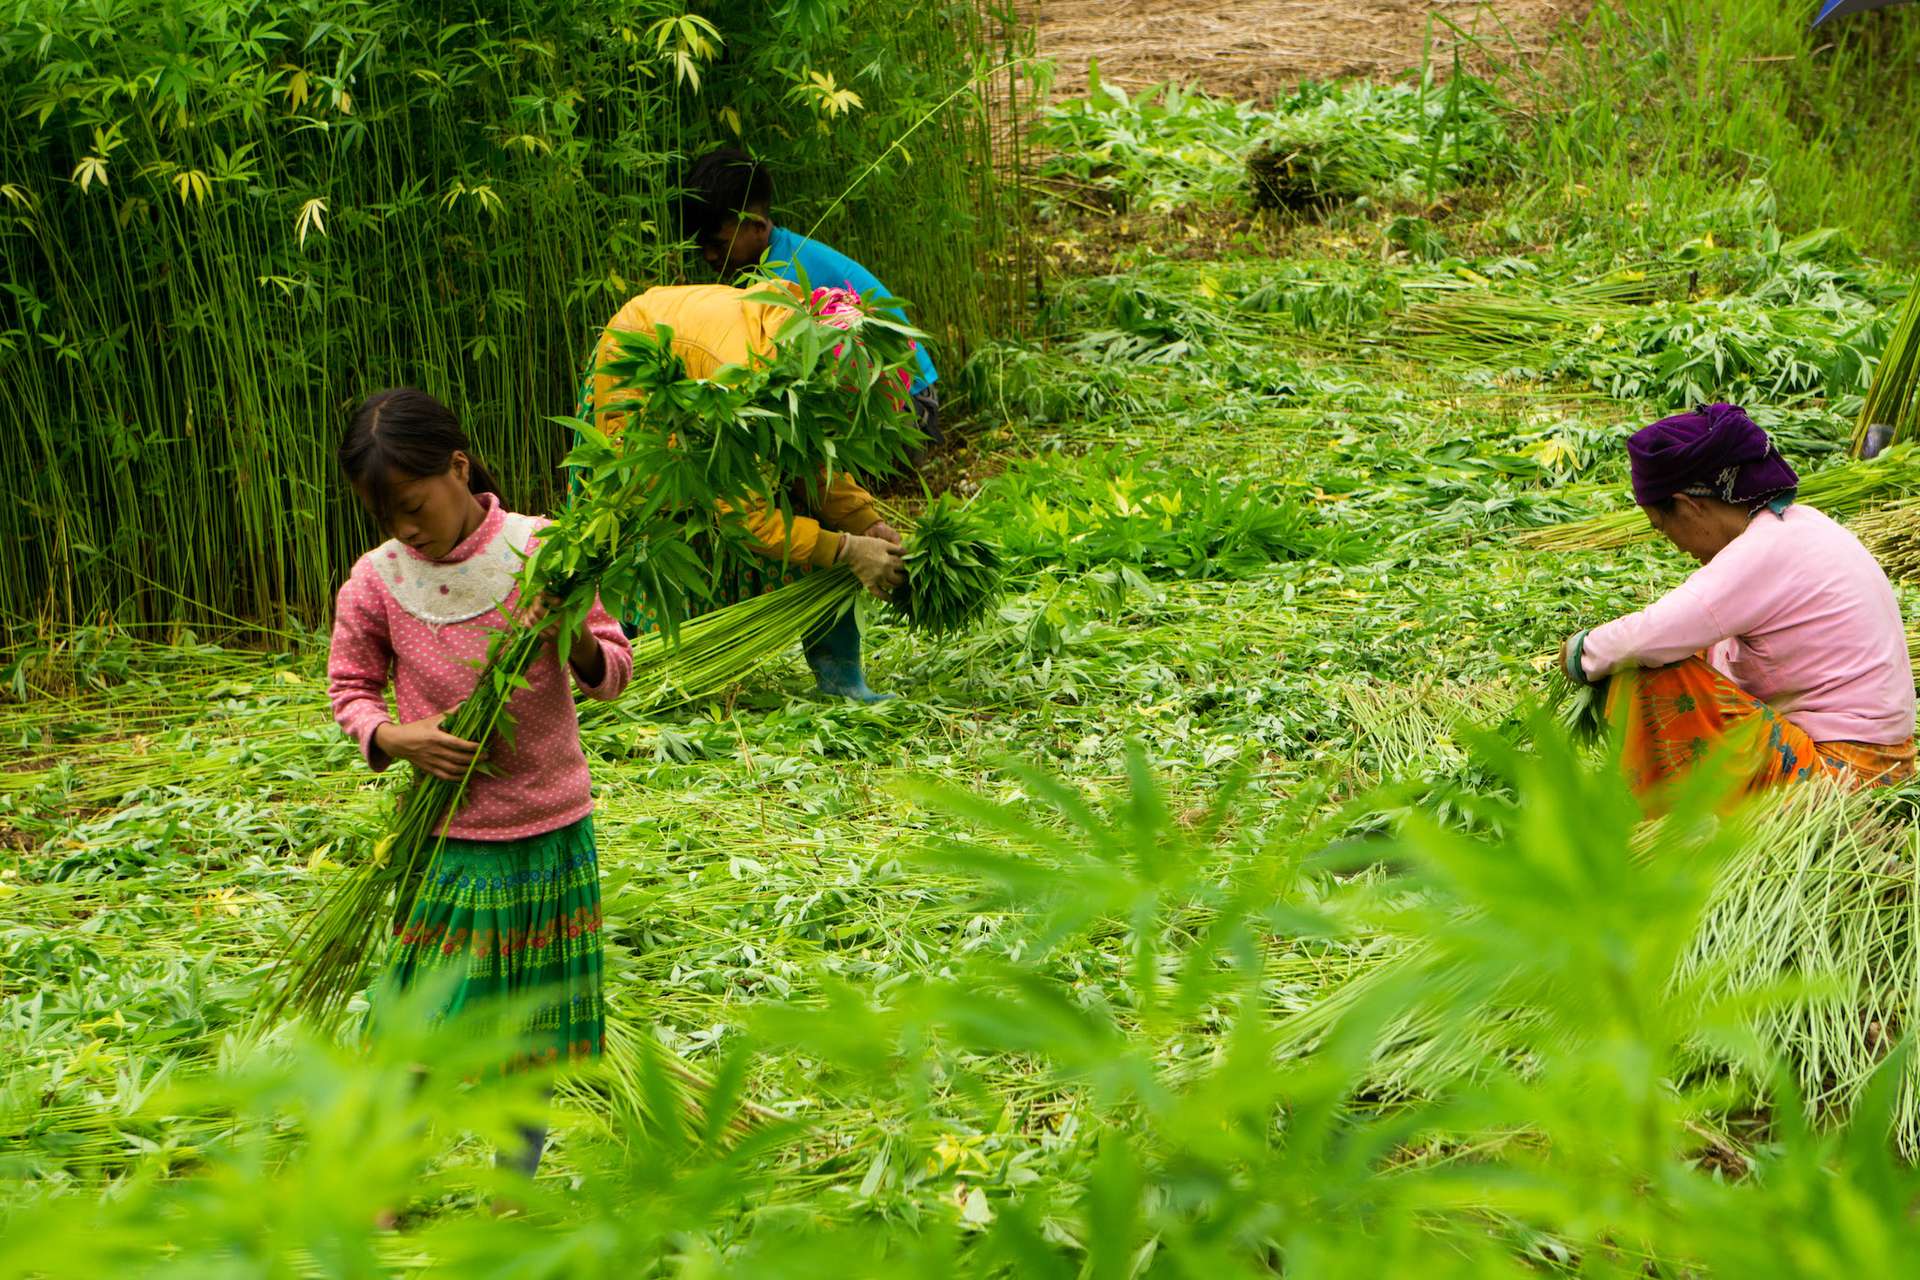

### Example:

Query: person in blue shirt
xmin=653 ymin=148 xmax=944 ymax=704
xmin=678 ymin=148 xmax=942 ymax=448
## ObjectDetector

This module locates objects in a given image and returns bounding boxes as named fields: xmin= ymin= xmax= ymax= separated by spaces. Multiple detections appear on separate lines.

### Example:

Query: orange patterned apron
xmin=1606 ymin=656 xmax=1914 ymax=800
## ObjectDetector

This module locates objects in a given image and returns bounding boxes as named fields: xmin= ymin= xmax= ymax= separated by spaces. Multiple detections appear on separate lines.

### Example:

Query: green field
xmin=7 ymin=2 xmax=1920 ymax=1276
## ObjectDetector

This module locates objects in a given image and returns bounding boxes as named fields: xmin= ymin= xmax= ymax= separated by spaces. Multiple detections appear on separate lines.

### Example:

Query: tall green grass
xmin=1493 ymin=0 xmax=1920 ymax=257
xmin=0 ymin=0 xmax=1030 ymax=640
xmin=706 ymin=2 xmax=1037 ymax=378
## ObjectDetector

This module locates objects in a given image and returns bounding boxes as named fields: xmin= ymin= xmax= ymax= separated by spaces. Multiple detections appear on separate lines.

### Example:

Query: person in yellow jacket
xmin=585 ymin=281 xmax=906 ymax=702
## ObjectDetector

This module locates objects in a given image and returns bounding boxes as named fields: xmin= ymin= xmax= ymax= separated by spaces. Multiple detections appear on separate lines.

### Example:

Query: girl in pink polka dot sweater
xmin=327 ymin=387 xmax=632 ymax=1180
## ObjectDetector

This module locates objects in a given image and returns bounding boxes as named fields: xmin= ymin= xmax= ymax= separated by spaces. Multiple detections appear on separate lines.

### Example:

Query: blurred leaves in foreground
xmin=7 ymin=721 xmax=1919 ymax=1278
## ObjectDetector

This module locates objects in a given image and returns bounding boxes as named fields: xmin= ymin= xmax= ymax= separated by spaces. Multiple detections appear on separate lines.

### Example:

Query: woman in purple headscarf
xmin=1561 ymin=403 xmax=1915 ymax=801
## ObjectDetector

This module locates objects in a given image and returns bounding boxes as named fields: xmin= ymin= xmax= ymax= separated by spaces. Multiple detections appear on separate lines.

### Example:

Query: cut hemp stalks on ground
xmin=1517 ymin=444 xmax=1920 ymax=552
xmin=1851 ymin=497 xmax=1920 ymax=582
xmin=271 ymin=286 xmax=929 ymax=1023
xmin=1264 ymin=759 xmax=1920 ymax=1152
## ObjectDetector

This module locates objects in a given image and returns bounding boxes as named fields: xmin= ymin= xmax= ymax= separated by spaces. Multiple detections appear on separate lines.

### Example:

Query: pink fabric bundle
xmin=810 ymin=286 xmax=915 ymax=392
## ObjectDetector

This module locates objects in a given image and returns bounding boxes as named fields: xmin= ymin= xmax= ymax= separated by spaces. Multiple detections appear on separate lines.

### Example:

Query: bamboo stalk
xmin=1853 ymin=283 xmax=1920 ymax=456
xmin=0 ymin=1 xmax=1027 ymax=643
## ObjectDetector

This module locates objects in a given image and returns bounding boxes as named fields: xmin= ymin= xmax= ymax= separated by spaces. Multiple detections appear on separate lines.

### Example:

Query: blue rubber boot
xmin=803 ymin=608 xmax=892 ymax=703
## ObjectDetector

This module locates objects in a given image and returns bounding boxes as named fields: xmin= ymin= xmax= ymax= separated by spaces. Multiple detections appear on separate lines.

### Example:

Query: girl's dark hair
xmin=679 ymin=147 xmax=774 ymax=240
xmin=340 ymin=388 xmax=502 ymax=520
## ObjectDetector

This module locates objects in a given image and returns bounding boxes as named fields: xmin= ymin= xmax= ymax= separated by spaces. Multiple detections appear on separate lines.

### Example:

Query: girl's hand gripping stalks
xmin=373 ymin=714 xmax=483 ymax=782
xmin=518 ymin=591 xmax=607 ymax=685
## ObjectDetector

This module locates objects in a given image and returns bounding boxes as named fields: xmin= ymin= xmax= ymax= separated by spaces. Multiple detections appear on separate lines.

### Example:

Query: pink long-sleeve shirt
xmin=328 ymin=494 xmax=633 ymax=840
xmin=1580 ymin=502 xmax=1915 ymax=745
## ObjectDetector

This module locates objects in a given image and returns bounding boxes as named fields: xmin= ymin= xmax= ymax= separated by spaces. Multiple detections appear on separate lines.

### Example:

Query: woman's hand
xmin=838 ymin=533 xmax=906 ymax=599
xmin=374 ymin=714 xmax=482 ymax=782
xmin=1559 ymin=632 xmax=1587 ymax=684
xmin=862 ymin=519 xmax=904 ymax=548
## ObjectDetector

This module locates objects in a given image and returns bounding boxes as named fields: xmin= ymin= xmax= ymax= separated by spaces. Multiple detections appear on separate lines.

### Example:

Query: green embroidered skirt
xmin=387 ymin=815 xmax=606 ymax=1072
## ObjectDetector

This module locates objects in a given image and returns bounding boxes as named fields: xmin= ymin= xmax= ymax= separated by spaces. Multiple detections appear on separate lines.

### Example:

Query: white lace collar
xmin=373 ymin=502 xmax=541 ymax=626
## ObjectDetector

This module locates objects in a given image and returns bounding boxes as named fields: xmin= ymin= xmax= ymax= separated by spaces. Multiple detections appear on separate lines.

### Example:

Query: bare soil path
xmin=1028 ymin=0 xmax=1590 ymax=101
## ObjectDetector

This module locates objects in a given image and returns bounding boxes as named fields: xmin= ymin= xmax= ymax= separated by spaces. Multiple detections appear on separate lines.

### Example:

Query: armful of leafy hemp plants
xmin=890 ymin=495 xmax=1006 ymax=635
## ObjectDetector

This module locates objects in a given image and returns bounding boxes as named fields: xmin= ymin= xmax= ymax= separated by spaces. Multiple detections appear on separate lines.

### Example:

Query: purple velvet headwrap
xmin=1626 ymin=403 xmax=1800 ymax=508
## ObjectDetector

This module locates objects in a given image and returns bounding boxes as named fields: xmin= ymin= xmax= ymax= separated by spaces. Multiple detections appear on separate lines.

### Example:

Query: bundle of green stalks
xmin=1850 ymin=497 xmax=1920 ymax=581
xmin=1674 ymin=784 xmax=1920 ymax=1152
xmin=1852 ymin=284 xmax=1920 ymax=455
xmin=625 ymin=568 xmax=861 ymax=713
xmin=1391 ymin=295 xmax=1618 ymax=354
xmin=625 ymin=499 xmax=1006 ymax=711
xmin=1340 ymin=677 xmax=1522 ymax=781
xmin=1385 ymin=268 xmax=1681 ymax=359
xmin=890 ymin=495 xmax=1005 ymax=636
xmin=1517 ymin=444 xmax=1920 ymax=551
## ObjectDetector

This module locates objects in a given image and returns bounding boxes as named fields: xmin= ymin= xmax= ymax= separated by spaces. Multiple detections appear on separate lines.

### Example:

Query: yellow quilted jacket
xmin=590 ymin=283 xmax=880 ymax=570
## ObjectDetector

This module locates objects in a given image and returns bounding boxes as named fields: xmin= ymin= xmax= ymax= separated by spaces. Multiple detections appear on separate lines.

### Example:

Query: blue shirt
xmin=763 ymin=225 xmax=937 ymax=393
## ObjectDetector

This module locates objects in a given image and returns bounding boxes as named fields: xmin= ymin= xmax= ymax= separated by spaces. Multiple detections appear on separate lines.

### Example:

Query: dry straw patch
xmin=1026 ymin=0 xmax=1592 ymax=101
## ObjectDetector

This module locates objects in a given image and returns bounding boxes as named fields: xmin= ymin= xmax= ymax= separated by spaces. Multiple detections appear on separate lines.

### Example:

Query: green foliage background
xmin=1502 ymin=0 xmax=1920 ymax=258
xmin=0 ymin=0 xmax=1030 ymax=636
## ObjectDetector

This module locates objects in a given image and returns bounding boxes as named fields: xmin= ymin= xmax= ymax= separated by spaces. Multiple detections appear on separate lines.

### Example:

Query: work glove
xmin=838 ymin=533 xmax=906 ymax=599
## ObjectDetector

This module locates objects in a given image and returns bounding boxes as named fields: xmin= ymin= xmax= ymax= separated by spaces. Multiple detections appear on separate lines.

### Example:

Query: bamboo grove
xmin=0 ymin=0 xmax=1033 ymax=638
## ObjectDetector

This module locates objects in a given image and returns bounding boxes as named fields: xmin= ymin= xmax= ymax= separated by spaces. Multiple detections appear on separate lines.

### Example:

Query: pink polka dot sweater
xmin=327 ymin=494 xmax=633 ymax=841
